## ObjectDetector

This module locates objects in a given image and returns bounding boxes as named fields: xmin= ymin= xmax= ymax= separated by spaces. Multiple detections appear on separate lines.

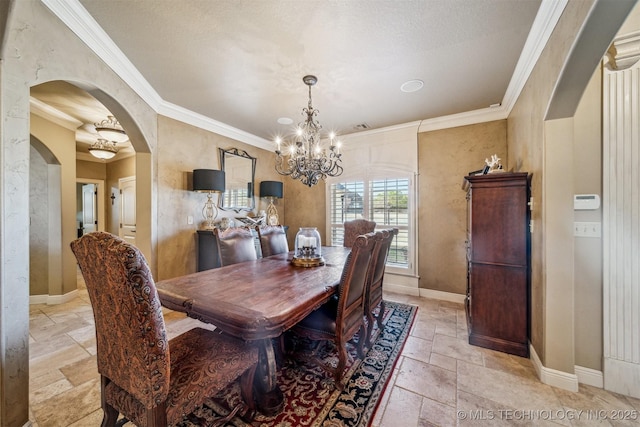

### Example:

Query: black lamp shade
xmin=260 ymin=181 xmax=283 ymax=198
xmin=193 ymin=169 xmax=225 ymax=192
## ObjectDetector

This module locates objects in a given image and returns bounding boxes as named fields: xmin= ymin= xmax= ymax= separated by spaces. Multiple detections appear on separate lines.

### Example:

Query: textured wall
xmin=507 ymin=0 xmax=595 ymax=367
xmin=418 ymin=121 xmax=507 ymax=294
xmin=30 ymin=145 xmax=49 ymax=296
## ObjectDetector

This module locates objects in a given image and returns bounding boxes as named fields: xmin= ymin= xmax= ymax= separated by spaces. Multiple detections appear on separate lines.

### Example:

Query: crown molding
xmin=501 ymin=0 xmax=568 ymax=112
xmin=606 ymin=30 xmax=640 ymax=71
xmin=41 ymin=0 xmax=565 ymax=147
xmin=29 ymin=96 xmax=83 ymax=130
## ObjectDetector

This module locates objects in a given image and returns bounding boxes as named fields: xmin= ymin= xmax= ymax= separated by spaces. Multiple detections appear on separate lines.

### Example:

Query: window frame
xmin=326 ymin=169 xmax=416 ymax=276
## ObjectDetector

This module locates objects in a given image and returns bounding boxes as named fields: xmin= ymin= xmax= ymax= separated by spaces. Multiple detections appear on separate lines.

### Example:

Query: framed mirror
xmin=218 ymin=147 xmax=256 ymax=212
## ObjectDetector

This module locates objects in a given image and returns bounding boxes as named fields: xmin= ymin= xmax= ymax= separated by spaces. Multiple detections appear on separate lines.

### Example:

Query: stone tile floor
xmin=29 ymin=276 xmax=640 ymax=426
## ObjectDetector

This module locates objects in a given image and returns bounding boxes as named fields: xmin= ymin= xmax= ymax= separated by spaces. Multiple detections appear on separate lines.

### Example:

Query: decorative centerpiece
xmin=292 ymin=227 xmax=325 ymax=267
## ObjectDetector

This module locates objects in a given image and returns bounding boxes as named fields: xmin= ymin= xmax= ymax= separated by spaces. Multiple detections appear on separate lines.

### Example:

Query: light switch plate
xmin=574 ymin=221 xmax=601 ymax=238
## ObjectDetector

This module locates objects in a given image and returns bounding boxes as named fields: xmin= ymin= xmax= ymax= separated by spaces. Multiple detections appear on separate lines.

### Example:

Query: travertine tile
xmin=402 ymin=335 xmax=433 ymax=364
xmin=396 ymin=357 xmax=457 ymax=406
xmin=418 ymin=396 xmax=457 ymax=427
xmin=378 ymin=386 xmax=423 ymax=427
xmin=432 ymin=333 xmax=484 ymax=366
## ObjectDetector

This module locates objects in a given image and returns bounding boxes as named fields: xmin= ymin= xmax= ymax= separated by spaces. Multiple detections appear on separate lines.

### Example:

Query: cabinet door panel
xmin=470 ymin=186 xmax=527 ymax=265
xmin=469 ymin=263 xmax=527 ymax=344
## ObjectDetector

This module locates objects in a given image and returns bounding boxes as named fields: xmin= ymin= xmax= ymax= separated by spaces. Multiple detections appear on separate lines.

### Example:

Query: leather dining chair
xmin=256 ymin=225 xmax=289 ymax=257
xmin=291 ymin=233 xmax=375 ymax=386
xmin=343 ymin=218 xmax=376 ymax=247
xmin=364 ymin=228 xmax=398 ymax=348
xmin=71 ymin=231 xmax=259 ymax=427
xmin=214 ymin=226 xmax=258 ymax=266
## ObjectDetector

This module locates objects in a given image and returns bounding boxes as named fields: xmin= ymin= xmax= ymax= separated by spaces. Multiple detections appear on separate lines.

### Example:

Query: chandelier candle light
xmin=275 ymin=75 xmax=343 ymax=187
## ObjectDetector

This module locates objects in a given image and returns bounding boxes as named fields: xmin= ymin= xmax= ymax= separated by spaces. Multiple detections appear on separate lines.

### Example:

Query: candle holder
xmin=292 ymin=227 xmax=325 ymax=267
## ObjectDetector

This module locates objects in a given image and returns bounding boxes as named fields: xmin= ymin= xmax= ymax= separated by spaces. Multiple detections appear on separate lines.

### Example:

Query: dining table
xmin=155 ymin=246 xmax=351 ymax=416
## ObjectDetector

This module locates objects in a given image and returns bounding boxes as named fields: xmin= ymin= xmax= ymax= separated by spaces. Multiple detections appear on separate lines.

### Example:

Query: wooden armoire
xmin=464 ymin=172 xmax=531 ymax=357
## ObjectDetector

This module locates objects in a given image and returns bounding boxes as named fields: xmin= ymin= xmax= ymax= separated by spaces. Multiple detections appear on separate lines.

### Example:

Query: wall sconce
xmin=260 ymin=181 xmax=283 ymax=225
xmin=193 ymin=169 xmax=225 ymax=229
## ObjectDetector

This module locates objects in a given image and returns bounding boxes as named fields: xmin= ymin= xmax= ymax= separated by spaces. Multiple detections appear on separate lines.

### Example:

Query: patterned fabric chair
xmin=214 ymin=227 xmax=258 ymax=266
xmin=70 ymin=231 xmax=259 ymax=427
xmin=364 ymin=228 xmax=398 ymax=348
xmin=291 ymin=233 xmax=376 ymax=386
xmin=256 ymin=225 xmax=289 ymax=257
xmin=343 ymin=218 xmax=376 ymax=247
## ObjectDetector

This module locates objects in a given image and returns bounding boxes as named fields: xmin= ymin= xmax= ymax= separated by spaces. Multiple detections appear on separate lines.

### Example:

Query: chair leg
xmin=100 ymin=376 xmax=119 ymax=427
xmin=145 ymin=403 xmax=167 ymax=427
xmin=356 ymin=324 xmax=366 ymax=360
xmin=100 ymin=403 xmax=118 ymax=427
xmin=365 ymin=309 xmax=375 ymax=349
xmin=377 ymin=300 xmax=386 ymax=332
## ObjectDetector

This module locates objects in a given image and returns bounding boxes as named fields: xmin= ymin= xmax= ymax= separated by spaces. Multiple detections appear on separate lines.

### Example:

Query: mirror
xmin=218 ymin=147 xmax=256 ymax=212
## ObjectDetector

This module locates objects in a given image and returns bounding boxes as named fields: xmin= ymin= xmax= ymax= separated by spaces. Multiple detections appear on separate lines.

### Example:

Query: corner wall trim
xmin=575 ymin=365 xmax=604 ymax=388
xmin=530 ymin=343 xmax=579 ymax=392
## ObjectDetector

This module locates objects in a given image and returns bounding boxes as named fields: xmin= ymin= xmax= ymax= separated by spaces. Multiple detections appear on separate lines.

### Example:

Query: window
xmin=329 ymin=177 xmax=412 ymax=271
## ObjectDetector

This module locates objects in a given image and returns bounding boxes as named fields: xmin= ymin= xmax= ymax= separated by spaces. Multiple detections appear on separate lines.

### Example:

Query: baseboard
xmin=419 ymin=288 xmax=466 ymax=304
xmin=29 ymin=289 xmax=79 ymax=305
xmin=385 ymin=284 xmax=420 ymax=296
xmin=575 ymin=365 xmax=604 ymax=388
xmin=529 ymin=343 xmax=579 ymax=392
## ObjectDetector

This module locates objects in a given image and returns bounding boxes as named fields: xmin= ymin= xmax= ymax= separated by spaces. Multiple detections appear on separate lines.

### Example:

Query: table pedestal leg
xmin=255 ymin=338 xmax=284 ymax=416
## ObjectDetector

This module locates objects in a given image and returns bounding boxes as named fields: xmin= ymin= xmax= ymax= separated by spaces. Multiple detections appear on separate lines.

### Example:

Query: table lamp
xmin=260 ymin=181 xmax=283 ymax=225
xmin=193 ymin=169 xmax=225 ymax=229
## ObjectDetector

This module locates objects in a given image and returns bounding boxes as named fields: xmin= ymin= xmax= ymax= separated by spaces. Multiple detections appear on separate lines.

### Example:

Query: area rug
xmin=177 ymin=300 xmax=417 ymax=427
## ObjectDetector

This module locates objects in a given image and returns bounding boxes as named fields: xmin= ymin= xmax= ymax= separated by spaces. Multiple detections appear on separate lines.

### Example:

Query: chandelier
xmin=89 ymin=138 xmax=118 ymax=160
xmin=90 ymin=115 xmax=128 ymax=160
xmin=274 ymin=75 xmax=343 ymax=187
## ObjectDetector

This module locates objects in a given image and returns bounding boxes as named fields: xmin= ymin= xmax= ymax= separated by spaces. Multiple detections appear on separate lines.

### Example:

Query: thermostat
xmin=574 ymin=194 xmax=600 ymax=210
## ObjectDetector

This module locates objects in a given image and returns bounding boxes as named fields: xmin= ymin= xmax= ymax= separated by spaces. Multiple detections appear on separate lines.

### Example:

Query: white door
xmin=82 ymin=184 xmax=97 ymax=235
xmin=119 ymin=177 xmax=136 ymax=245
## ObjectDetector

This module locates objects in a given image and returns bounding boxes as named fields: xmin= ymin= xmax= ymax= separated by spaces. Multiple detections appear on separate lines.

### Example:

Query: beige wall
xmin=29 ymin=114 xmax=78 ymax=296
xmin=156 ymin=115 xmax=282 ymax=280
xmin=572 ymin=67 xmax=603 ymax=370
xmin=418 ymin=120 xmax=507 ymax=294
xmin=30 ymin=145 xmax=50 ymax=296
xmin=106 ymin=156 xmax=136 ymax=235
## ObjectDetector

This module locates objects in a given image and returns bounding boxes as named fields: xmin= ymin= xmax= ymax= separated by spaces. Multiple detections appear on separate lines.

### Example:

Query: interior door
xmin=119 ymin=176 xmax=136 ymax=245
xmin=82 ymin=183 xmax=97 ymax=235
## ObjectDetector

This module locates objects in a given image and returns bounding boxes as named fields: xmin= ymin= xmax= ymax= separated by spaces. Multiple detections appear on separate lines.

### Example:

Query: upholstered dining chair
xmin=256 ymin=225 xmax=289 ymax=257
xmin=71 ymin=231 xmax=259 ymax=427
xmin=291 ymin=233 xmax=375 ymax=386
xmin=343 ymin=218 xmax=376 ymax=247
xmin=214 ymin=226 xmax=258 ymax=266
xmin=364 ymin=228 xmax=398 ymax=348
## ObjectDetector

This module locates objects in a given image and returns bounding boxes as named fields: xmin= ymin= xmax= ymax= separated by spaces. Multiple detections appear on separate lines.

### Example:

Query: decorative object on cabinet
xmin=484 ymin=154 xmax=504 ymax=173
xmin=273 ymin=75 xmax=343 ymax=187
xmin=219 ymin=147 xmax=256 ymax=212
xmin=260 ymin=181 xmax=283 ymax=225
xmin=193 ymin=169 xmax=225 ymax=229
xmin=292 ymin=227 xmax=324 ymax=267
xmin=464 ymin=172 xmax=531 ymax=357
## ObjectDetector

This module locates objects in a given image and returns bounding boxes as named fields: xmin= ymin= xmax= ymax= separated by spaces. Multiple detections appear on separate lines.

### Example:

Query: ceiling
xmin=32 ymin=0 xmax=554 ymax=161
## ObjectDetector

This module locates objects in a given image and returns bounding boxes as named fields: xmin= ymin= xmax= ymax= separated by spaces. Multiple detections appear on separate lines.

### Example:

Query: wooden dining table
xmin=155 ymin=246 xmax=351 ymax=416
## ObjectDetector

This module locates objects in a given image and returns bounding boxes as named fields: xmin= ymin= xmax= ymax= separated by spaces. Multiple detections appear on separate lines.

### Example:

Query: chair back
xmin=256 ymin=225 xmax=289 ymax=257
xmin=343 ymin=219 xmax=376 ymax=247
xmin=336 ymin=233 xmax=375 ymax=338
xmin=368 ymin=228 xmax=398 ymax=290
xmin=215 ymin=227 xmax=258 ymax=266
xmin=70 ymin=231 xmax=169 ymax=408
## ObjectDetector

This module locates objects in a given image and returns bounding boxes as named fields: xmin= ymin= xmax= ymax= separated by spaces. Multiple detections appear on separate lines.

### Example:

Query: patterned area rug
xmin=178 ymin=301 xmax=417 ymax=427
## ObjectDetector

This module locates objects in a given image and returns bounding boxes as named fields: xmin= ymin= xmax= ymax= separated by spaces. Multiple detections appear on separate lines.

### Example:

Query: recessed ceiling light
xmin=277 ymin=117 xmax=293 ymax=125
xmin=400 ymin=79 xmax=424 ymax=93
